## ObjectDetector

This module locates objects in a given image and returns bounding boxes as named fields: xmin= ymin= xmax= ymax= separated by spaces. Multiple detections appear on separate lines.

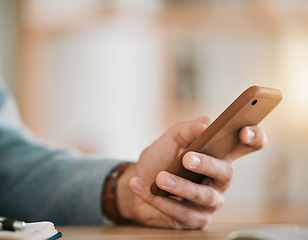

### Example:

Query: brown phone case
xmin=150 ymin=86 xmax=282 ymax=197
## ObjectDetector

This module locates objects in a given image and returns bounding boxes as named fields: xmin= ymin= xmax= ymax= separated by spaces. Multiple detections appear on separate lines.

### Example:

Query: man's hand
xmin=116 ymin=116 xmax=267 ymax=229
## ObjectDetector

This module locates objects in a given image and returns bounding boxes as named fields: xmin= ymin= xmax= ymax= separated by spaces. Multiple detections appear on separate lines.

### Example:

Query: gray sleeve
xmin=0 ymin=80 xmax=125 ymax=225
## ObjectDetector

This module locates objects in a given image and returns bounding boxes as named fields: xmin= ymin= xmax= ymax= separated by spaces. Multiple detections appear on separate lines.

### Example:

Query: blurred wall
xmin=48 ymin=14 xmax=165 ymax=159
xmin=0 ymin=0 xmax=17 ymax=91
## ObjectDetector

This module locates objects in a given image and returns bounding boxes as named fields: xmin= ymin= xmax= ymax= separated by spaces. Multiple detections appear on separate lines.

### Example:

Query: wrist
xmin=102 ymin=162 xmax=135 ymax=224
xmin=116 ymin=162 xmax=137 ymax=221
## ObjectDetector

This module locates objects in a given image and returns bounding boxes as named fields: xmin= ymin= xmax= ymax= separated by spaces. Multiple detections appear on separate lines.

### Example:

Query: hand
xmin=116 ymin=116 xmax=267 ymax=229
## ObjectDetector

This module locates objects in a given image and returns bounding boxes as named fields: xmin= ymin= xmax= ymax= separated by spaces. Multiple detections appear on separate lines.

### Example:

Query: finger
xmin=129 ymin=177 xmax=211 ymax=229
xmin=239 ymin=126 xmax=267 ymax=149
xmin=182 ymin=152 xmax=233 ymax=190
xmin=155 ymin=171 xmax=225 ymax=209
xmin=225 ymin=125 xmax=267 ymax=161
xmin=167 ymin=116 xmax=212 ymax=148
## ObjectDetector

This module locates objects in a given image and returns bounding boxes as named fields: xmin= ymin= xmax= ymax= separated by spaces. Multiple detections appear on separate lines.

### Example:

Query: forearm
xmin=0 ymin=127 xmax=123 ymax=225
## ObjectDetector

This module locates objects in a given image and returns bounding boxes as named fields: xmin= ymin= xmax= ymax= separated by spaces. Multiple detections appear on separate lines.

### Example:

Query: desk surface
xmin=57 ymin=206 xmax=308 ymax=240
xmin=57 ymin=223 xmax=307 ymax=240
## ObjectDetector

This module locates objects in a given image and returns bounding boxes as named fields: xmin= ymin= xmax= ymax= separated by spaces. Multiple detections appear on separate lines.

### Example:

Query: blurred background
xmin=0 ymin=0 xmax=307 ymax=223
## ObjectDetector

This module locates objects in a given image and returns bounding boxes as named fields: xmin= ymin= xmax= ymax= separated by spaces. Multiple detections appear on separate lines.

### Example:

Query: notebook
xmin=0 ymin=221 xmax=61 ymax=240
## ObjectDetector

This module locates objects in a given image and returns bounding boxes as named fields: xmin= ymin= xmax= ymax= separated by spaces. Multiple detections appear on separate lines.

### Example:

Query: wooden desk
xmin=57 ymin=206 xmax=308 ymax=239
xmin=58 ymin=223 xmax=307 ymax=240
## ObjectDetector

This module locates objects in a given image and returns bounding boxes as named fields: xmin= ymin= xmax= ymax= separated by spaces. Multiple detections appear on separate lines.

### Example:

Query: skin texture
xmin=116 ymin=116 xmax=267 ymax=229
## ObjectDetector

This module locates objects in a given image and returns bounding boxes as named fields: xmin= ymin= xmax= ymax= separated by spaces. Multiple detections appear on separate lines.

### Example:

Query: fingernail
xmin=131 ymin=178 xmax=144 ymax=193
xmin=247 ymin=128 xmax=255 ymax=142
xmin=163 ymin=175 xmax=176 ymax=188
xmin=190 ymin=155 xmax=200 ymax=168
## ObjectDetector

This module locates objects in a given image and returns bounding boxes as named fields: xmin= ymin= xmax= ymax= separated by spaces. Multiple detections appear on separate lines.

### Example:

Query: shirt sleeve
xmin=0 ymin=79 xmax=125 ymax=225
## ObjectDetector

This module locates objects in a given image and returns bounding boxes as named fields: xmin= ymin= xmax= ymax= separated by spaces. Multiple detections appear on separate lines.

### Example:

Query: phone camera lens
xmin=251 ymin=99 xmax=258 ymax=105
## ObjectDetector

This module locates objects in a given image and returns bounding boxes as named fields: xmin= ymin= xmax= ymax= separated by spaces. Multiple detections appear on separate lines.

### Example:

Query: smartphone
xmin=150 ymin=86 xmax=282 ymax=197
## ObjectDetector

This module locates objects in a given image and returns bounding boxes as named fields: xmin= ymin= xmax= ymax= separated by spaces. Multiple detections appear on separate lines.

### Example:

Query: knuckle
xmin=180 ymin=209 xmax=191 ymax=222
xmin=169 ymin=204 xmax=184 ymax=219
xmin=198 ymin=115 xmax=213 ymax=125
xmin=165 ymin=122 xmax=183 ymax=137
xmin=218 ymin=196 xmax=225 ymax=209
xmin=181 ymin=212 xmax=200 ymax=230
xmin=172 ymin=209 xmax=212 ymax=230
xmin=188 ymin=214 xmax=211 ymax=230
xmin=205 ymin=156 xmax=215 ymax=172
xmin=198 ymin=216 xmax=211 ymax=229
xmin=206 ymin=187 xmax=218 ymax=207
xmin=176 ymin=209 xmax=192 ymax=226
xmin=190 ymin=186 xmax=201 ymax=202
